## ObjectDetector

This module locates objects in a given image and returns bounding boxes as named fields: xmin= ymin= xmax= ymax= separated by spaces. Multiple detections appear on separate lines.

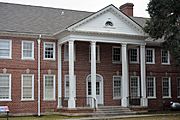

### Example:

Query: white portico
xmin=55 ymin=5 xmax=148 ymax=109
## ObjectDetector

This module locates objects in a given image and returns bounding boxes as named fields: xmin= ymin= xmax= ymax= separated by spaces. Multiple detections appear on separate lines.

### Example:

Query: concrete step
xmin=94 ymin=106 xmax=137 ymax=116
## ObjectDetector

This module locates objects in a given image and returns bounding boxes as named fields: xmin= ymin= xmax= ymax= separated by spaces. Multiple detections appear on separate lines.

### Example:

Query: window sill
xmin=147 ymin=97 xmax=156 ymax=99
xmin=43 ymin=99 xmax=56 ymax=101
xmin=0 ymin=57 xmax=12 ymax=59
xmin=112 ymin=62 xmax=121 ymax=64
xmin=130 ymin=62 xmax=139 ymax=64
xmin=21 ymin=99 xmax=34 ymax=101
xmin=162 ymin=96 xmax=172 ymax=99
xmin=113 ymin=97 xmax=121 ymax=100
xmin=0 ymin=99 xmax=12 ymax=101
xmin=22 ymin=58 xmax=35 ymax=61
xmin=146 ymin=62 xmax=155 ymax=64
xmin=161 ymin=63 xmax=170 ymax=65
xmin=43 ymin=58 xmax=56 ymax=61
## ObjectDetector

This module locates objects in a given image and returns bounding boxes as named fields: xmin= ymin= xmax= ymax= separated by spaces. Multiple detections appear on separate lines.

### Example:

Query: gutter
xmin=37 ymin=35 xmax=41 ymax=116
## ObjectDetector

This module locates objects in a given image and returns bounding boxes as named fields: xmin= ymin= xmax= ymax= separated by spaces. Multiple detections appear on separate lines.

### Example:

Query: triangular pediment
xmin=67 ymin=5 xmax=145 ymax=36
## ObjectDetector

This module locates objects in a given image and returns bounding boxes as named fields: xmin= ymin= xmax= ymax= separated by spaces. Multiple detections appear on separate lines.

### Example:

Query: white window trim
xmin=0 ymin=74 xmax=11 ymax=101
xmin=112 ymin=46 xmax=121 ymax=64
xmin=146 ymin=48 xmax=155 ymax=64
xmin=21 ymin=74 xmax=34 ymax=101
xmin=21 ymin=41 xmax=34 ymax=60
xmin=113 ymin=75 xmax=121 ymax=99
xmin=0 ymin=39 xmax=12 ymax=59
xmin=177 ymin=77 xmax=180 ymax=98
xmin=130 ymin=48 xmax=139 ymax=64
xmin=43 ymin=42 xmax=56 ymax=60
xmin=43 ymin=74 xmax=56 ymax=101
xmin=162 ymin=77 xmax=171 ymax=98
xmin=161 ymin=50 xmax=170 ymax=65
xmin=146 ymin=76 xmax=156 ymax=99
xmin=130 ymin=76 xmax=140 ymax=97
xmin=89 ymin=45 xmax=100 ymax=63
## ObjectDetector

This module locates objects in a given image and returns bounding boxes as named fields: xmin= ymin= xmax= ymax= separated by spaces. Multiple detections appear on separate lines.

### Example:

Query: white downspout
xmin=37 ymin=35 xmax=41 ymax=116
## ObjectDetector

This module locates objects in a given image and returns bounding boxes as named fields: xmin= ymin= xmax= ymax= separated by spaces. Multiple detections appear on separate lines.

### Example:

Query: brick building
xmin=0 ymin=2 xmax=180 ymax=115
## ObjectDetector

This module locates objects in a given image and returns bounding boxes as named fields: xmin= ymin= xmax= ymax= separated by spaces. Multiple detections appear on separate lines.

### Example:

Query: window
xmin=113 ymin=76 xmax=121 ymax=99
xmin=44 ymin=42 xmax=55 ymax=60
xmin=105 ymin=21 xmax=113 ymax=27
xmin=87 ymin=75 xmax=101 ymax=96
xmin=146 ymin=77 xmax=156 ymax=98
xmin=162 ymin=77 xmax=171 ymax=98
xmin=112 ymin=47 xmax=121 ymax=63
xmin=130 ymin=48 xmax=139 ymax=63
xmin=89 ymin=45 xmax=100 ymax=62
xmin=44 ymin=75 xmax=55 ymax=100
xmin=146 ymin=48 xmax=155 ymax=64
xmin=22 ymin=41 xmax=34 ymax=59
xmin=64 ymin=75 xmax=76 ymax=98
xmin=161 ymin=50 xmax=170 ymax=64
xmin=177 ymin=78 xmax=180 ymax=98
xmin=64 ymin=43 xmax=76 ymax=61
xmin=0 ymin=74 xmax=11 ymax=101
xmin=21 ymin=74 xmax=34 ymax=100
xmin=130 ymin=76 xmax=140 ymax=97
xmin=0 ymin=40 xmax=12 ymax=59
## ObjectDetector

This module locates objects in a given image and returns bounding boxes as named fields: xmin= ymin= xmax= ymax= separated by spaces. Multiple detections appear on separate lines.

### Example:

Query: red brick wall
xmin=1 ymin=37 xmax=180 ymax=114
xmin=0 ymin=36 xmax=58 ymax=114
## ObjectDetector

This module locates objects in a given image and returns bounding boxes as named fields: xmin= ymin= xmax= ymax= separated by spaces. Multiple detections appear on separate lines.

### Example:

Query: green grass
xmin=0 ymin=113 xmax=180 ymax=120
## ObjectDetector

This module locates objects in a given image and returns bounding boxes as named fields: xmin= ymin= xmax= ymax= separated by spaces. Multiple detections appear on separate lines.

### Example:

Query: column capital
xmin=121 ymin=43 xmax=127 ymax=47
xmin=68 ymin=40 xmax=74 ymax=44
xmin=140 ymin=44 xmax=146 ymax=48
xmin=90 ymin=41 xmax=96 ymax=44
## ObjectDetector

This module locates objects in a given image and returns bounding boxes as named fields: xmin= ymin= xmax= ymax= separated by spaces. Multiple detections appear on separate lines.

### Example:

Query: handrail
xmin=93 ymin=97 xmax=97 ymax=111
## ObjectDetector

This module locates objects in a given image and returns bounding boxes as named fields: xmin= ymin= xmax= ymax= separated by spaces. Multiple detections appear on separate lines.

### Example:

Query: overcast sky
xmin=0 ymin=0 xmax=150 ymax=17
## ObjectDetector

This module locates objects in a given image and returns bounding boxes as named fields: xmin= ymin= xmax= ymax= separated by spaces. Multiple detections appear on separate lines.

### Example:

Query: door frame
xmin=86 ymin=74 xmax=104 ymax=105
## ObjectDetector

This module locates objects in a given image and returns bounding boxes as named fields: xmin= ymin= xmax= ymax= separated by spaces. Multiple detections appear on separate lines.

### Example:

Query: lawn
xmin=0 ymin=113 xmax=180 ymax=120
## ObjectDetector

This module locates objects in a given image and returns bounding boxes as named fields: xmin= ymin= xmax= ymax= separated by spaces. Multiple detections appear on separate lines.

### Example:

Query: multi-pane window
xmin=63 ymin=43 xmax=76 ymax=61
xmin=130 ymin=76 xmax=140 ymax=98
xmin=177 ymin=78 xmax=180 ymax=97
xmin=44 ymin=42 xmax=55 ymax=60
xmin=112 ymin=47 xmax=121 ymax=63
xmin=146 ymin=77 xmax=156 ymax=98
xmin=161 ymin=50 xmax=170 ymax=64
xmin=64 ymin=75 xmax=76 ymax=98
xmin=0 ymin=74 xmax=11 ymax=101
xmin=113 ymin=76 xmax=121 ymax=99
xmin=0 ymin=40 xmax=11 ymax=59
xmin=146 ymin=48 xmax=155 ymax=64
xmin=21 ymin=74 xmax=34 ymax=100
xmin=44 ymin=75 xmax=55 ymax=100
xmin=87 ymin=75 xmax=101 ymax=96
xmin=22 ymin=41 xmax=34 ymax=59
xmin=130 ymin=48 xmax=139 ymax=63
xmin=162 ymin=77 xmax=171 ymax=98
xmin=89 ymin=45 xmax=100 ymax=62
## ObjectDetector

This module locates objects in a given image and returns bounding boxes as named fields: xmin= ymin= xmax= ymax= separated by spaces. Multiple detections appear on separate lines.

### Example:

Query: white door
xmin=86 ymin=74 xmax=104 ymax=105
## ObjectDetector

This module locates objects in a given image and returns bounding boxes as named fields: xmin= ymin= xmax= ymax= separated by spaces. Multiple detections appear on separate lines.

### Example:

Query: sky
xmin=0 ymin=0 xmax=150 ymax=17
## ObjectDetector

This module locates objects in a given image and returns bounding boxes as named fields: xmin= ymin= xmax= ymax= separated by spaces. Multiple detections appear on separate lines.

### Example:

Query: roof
xmin=0 ymin=2 xmax=148 ymax=36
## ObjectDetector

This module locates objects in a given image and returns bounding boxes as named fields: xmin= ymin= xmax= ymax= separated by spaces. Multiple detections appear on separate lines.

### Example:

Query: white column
xmin=91 ymin=41 xmax=97 ymax=108
xmin=121 ymin=43 xmax=129 ymax=107
xmin=68 ymin=40 xmax=76 ymax=108
xmin=140 ymin=44 xmax=148 ymax=107
xmin=57 ymin=44 xmax=62 ymax=108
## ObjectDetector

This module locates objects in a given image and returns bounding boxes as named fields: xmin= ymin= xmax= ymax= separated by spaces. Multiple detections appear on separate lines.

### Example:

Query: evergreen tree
xmin=144 ymin=0 xmax=180 ymax=64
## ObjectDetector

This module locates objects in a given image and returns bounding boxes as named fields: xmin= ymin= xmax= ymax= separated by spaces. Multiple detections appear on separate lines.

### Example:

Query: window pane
xmin=0 ymin=75 xmax=10 ymax=99
xmin=44 ymin=75 xmax=54 ymax=100
xmin=130 ymin=48 xmax=138 ymax=63
xmin=23 ymin=42 xmax=33 ymax=58
xmin=162 ymin=50 xmax=169 ymax=63
xmin=0 ymin=41 xmax=10 ymax=57
xmin=45 ymin=43 xmax=54 ymax=59
xmin=147 ymin=77 xmax=155 ymax=97
xmin=113 ymin=76 xmax=121 ymax=98
xmin=22 ymin=75 xmax=33 ymax=99
xmin=146 ymin=49 xmax=153 ymax=63
xmin=162 ymin=77 xmax=170 ymax=97
xmin=112 ymin=47 xmax=121 ymax=62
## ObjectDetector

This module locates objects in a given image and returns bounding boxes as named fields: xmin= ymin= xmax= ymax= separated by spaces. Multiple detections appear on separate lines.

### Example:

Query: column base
xmin=91 ymin=98 xmax=98 ymax=109
xmin=121 ymin=97 xmax=129 ymax=107
xmin=140 ymin=97 xmax=148 ymax=107
xmin=68 ymin=98 xmax=76 ymax=108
